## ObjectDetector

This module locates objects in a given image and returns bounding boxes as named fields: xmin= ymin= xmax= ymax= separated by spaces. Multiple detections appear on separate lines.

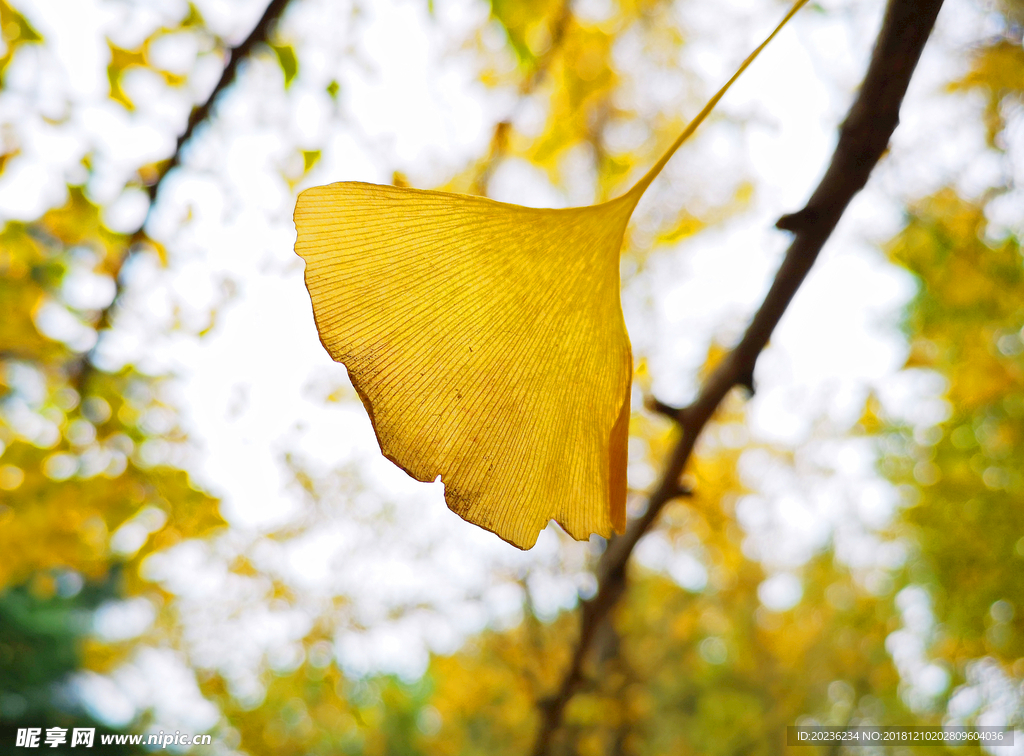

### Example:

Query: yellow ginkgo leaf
xmin=294 ymin=0 xmax=806 ymax=549
xmin=297 ymin=187 xmax=639 ymax=547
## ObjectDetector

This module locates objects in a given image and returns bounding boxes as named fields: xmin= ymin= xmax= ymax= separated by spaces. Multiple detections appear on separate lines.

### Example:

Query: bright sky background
xmin=3 ymin=0 xmax=1016 ymax=738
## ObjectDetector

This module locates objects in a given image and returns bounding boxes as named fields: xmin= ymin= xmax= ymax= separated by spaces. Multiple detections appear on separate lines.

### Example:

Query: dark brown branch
xmin=73 ymin=0 xmax=293 ymax=391
xmin=529 ymin=0 xmax=945 ymax=752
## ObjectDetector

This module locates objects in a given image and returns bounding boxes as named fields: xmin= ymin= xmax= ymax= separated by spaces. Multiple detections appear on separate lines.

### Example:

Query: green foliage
xmin=0 ymin=576 xmax=145 ymax=754
xmin=0 ymin=579 xmax=109 ymax=715
xmin=883 ymin=190 xmax=1024 ymax=665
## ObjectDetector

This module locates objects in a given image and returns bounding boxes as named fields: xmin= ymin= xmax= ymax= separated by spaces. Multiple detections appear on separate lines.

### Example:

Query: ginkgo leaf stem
xmin=531 ymin=0 xmax=945 ymax=752
xmin=626 ymin=0 xmax=810 ymax=198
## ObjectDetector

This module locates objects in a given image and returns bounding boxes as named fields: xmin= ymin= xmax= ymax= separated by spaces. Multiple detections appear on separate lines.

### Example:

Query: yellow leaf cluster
xmin=528 ymin=23 xmax=618 ymax=181
xmin=0 ymin=191 xmax=223 ymax=590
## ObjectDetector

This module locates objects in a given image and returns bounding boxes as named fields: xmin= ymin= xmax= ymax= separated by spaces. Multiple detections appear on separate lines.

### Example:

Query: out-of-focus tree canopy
xmin=0 ymin=0 xmax=1022 ymax=753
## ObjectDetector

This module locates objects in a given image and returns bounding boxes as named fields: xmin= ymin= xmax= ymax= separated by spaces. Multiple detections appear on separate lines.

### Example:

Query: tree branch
xmin=73 ymin=0 xmax=293 ymax=390
xmin=147 ymin=0 xmax=293 ymax=207
xmin=530 ymin=0 xmax=945 ymax=752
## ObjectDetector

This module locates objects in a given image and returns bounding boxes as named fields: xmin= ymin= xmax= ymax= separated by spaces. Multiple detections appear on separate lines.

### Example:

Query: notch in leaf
xmin=294 ymin=0 xmax=807 ymax=549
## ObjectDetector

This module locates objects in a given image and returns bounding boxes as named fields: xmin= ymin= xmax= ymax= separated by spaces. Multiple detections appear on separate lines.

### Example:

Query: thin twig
xmin=530 ymin=0 xmax=945 ymax=752
xmin=73 ymin=0 xmax=293 ymax=391
xmin=148 ymin=0 xmax=293 ymax=207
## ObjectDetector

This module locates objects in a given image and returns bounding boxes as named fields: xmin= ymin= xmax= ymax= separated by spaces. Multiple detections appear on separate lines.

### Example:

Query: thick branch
xmin=73 ymin=0 xmax=292 ymax=390
xmin=530 ymin=0 xmax=944 ymax=752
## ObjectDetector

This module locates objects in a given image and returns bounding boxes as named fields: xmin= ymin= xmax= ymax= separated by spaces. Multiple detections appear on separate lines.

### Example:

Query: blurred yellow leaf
xmin=106 ymin=34 xmax=189 ymax=111
xmin=657 ymin=212 xmax=705 ymax=244
xmin=948 ymin=40 xmax=1024 ymax=145
xmin=107 ymin=42 xmax=146 ymax=109
xmin=303 ymin=149 xmax=321 ymax=172
xmin=0 ymin=0 xmax=41 ymax=81
xmin=489 ymin=0 xmax=567 ymax=67
xmin=271 ymin=44 xmax=299 ymax=88
xmin=294 ymin=0 xmax=806 ymax=549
